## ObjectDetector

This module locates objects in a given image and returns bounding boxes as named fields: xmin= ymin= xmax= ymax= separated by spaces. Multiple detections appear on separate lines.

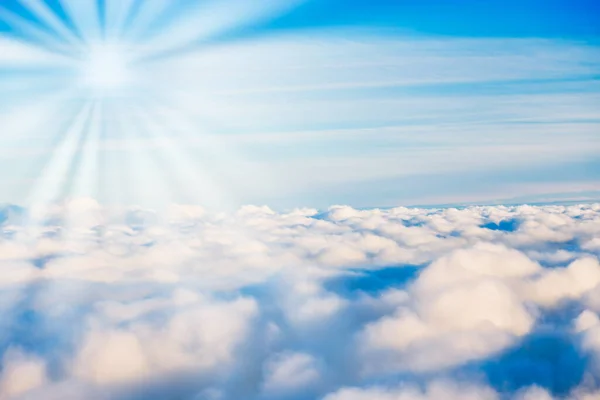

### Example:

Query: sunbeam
xmin=133 ymin=0 xmax=305 ymax=59
xmin=26 ymin=101 xmax=94 ymax=209
xmin=68 ymin=100 xmax=102 ymax=200
xmin=58 ymin=0 xmax=102 ymax=42
xmin=0 ymin=6 xmax=75 ymax=54
xmin=3 ymin=0 xmax=598 ymax=211
xmin=102 ymin=0 xmax=137 ymax=41
xmin=18 ymin=0 xmax=82 ymax=48
xmin=132 ymin=100 xmax=234 ymax=209
xmin=1 ymin=0 xmax=289 ymax=209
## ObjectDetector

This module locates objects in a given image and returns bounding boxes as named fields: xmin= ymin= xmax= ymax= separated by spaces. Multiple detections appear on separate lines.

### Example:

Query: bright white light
xmin=80 ymin=43 xmax=131 ymax=91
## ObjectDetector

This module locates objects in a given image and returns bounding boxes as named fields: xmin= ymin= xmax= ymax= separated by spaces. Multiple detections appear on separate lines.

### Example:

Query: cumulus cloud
xmin=262 ymin=352 xmax=320 ymax=393
xmin=0 ymin=349 xmax=48 ymax=398
xmin=0 ymin=201 xmax=599 ymax=399
xmin=360 ymin=243 xmax=539 ymax=372
xmin=323 ymin=380 xmax=500 ymax=400
xmin=74 ymin=294 xmax=258 ymax=385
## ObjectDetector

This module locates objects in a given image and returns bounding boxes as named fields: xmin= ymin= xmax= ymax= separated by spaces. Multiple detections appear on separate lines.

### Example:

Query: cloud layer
xmin=0 ymin=200 xmax=600 ymax=399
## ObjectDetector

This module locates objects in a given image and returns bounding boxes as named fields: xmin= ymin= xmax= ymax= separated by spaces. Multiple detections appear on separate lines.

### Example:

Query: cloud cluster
xmin=0 ymin=200 xmax=599 ymax=399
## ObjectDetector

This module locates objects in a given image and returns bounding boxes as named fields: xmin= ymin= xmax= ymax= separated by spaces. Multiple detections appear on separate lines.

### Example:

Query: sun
xmin=79 ymin=43 xmax=133 ymax=93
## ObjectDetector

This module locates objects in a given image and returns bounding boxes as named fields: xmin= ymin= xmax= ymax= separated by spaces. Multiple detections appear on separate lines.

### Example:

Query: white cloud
xmin=521 ymin=257 xmax=600 ymax=307
xmin=323 ymin=380 xmax=499 ymax=400
xmin=0 ymin=202 xmax=598 ymax=398
xmin=74 ymin=294 xmax=258 ymax=386
xmin=514 ymin=386 xmax=555 ymax=400
xmin=262 ymin=352 xmax=320 ymax=393
xmin=73 ymin=329 xmax=150 ymax=385
xmin=0 ymin=348 xmax=48 ymax=398
xmin=361 ymin=244 xmax=538 ymax=372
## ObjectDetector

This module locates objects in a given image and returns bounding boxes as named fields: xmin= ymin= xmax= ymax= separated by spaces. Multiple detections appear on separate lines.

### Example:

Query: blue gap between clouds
xmin=472 ymin=301 xmax=590 ymax=396
xmin=324 ymin=265 xmax=422 ymax=297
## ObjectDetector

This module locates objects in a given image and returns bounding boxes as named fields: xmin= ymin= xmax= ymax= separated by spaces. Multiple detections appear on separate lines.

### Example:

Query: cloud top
xmin=0 ymin=201 xmax=599 ymax=399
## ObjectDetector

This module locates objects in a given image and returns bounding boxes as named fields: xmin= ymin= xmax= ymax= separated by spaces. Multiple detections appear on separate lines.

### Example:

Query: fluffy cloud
xmin=361 ymin=245 xmax=538 ymax=372
xmin=360 ymin=242 xmax=600 ymax=373
xmin=74 ymin=293 xmax=258 ymax=385
xmin=0 ymin=200 xmax=599 ymax=399
xmin=262 ymin=352 xmax=320 ymax=393
xmin=323 ymin=380 xmax=500 ymax=400
xmin=0 ymin=349 xmax=48 ymax=398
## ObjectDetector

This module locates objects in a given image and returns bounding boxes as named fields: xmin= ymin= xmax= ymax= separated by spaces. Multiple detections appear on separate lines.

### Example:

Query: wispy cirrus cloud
xmin=0 ymin=0 xmax=599 ymax=208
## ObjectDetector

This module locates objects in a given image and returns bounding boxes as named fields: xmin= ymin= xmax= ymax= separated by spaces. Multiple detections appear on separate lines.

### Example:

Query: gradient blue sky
xmin=0 ymin=0 xmax=598 ymax=209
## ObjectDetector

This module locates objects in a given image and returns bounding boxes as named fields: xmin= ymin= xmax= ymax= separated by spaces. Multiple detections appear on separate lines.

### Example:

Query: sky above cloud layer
xmin=0 ymin=201 xmax=600 ymax=398
xmin=0 ymin=0 xmax=598 ymax=209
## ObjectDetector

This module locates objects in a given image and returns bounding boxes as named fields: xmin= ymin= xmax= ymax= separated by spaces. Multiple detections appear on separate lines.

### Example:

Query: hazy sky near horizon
xmin=0 ymin=0 xmax=599 ymax=209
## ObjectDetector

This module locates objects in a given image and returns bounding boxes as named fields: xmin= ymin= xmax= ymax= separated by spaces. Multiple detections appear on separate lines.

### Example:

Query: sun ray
xmin=26 ymin=101 xmax=95 ymax=210
xmin=62 ymin=100 xmax=103 ymax=200
xmin=0 ymin=7 xmax=76 ymax=55
xmin=102 ymin=0 xmax=138 ymax=42
xmin=58 ymin=0 xmax=102 ymax=42
xmin=118 ymin=0 xmax=171 ymax=45
xmin=18 ymin=0 xmax=84 ymax=49
xmin=96 ymin=101 xmax=128 ymax=206
xmin=129 ymin=98 xmax=274 ymax=255
xmin=130 ymin=100 xmax=233 ymax=209
xmin=112 ymin=100 xmax=176 ymax=207
xmin=145 ymin=88 xmax=273 ymax=204
xmin=134 ymin=0 xmax=304 ymax=60
xmin=0 ymin=86 xmax=79 ymax=147
xmin=0 ymin=0 xmax=298 ymax=213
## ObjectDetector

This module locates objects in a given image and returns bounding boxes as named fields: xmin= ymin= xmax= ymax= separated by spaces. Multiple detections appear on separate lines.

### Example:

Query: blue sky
xmin=266 ymin=0 xmax=600 ymax=37
xmin=0 ymin=0 xmax=598 ymax=209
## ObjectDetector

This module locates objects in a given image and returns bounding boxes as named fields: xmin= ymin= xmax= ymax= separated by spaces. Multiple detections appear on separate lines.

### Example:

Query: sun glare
xmin=80 ymin=43 xmax=132 ymax=92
